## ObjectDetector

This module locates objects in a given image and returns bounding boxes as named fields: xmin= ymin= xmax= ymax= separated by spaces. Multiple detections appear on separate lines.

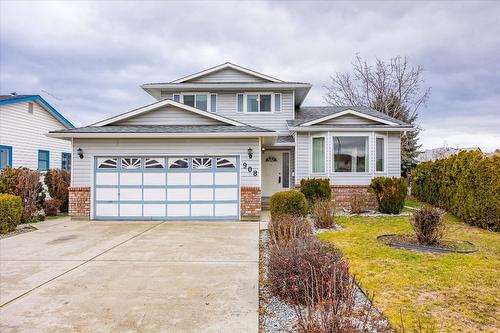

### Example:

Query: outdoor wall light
xmin=248 ymin=148 xmax=253 ymax=159
xmin=77 ymin=148 xmax=84 ymax=159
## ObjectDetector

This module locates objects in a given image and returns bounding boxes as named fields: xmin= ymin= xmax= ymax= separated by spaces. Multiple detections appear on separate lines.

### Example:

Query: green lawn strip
xmin=318 ymin=215 xmax=500 ymax=332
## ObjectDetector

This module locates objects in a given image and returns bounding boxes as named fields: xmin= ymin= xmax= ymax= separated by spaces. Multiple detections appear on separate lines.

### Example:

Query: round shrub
xmin=368 ymin=176 xmax=407 ymax=214
xmin=268 ymin=236 xmax=349 ymax=305
xmin=411 ymin=206 xmax=445 ymax=245
xmin=300 ymin=178 xmax=331 ymax=206
xmin=0 ymin=194 xmax=23 ymax=234
xmin=268 ymin=214 xmax=312 ymax=244
xmin=269 ymin=190 xmax=308 ymax=220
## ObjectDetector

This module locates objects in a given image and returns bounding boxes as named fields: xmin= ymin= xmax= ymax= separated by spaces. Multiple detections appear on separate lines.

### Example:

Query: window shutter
xmin=237 ymin=94 xmax=244 ymax=112
xmin=274 ymin=94 xmax=281 ymax=112
xmin=210 ymin=94 xmax=217 ymax=113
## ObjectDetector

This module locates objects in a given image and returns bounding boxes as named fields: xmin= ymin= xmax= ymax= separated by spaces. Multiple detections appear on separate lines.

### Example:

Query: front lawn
xmin=318 ymin=213 xmax=500 ymax=332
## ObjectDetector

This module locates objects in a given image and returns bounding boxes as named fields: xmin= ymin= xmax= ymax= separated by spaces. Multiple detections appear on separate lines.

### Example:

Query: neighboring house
xmin=0 ymin=94 xmax=74 ymax=172
xmin=49 ymin=63 xmax=413 ymax=221
xmin=417 ymin=146 xmax=482 ymax=162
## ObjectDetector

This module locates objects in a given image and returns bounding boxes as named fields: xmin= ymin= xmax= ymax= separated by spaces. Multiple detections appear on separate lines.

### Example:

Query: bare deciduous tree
xmin=324 ymin=55 xmax=431 ymax=172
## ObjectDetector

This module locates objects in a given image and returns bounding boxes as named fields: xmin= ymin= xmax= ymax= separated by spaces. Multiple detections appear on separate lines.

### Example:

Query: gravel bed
xmin=0 ymin=224 xmax=37 ymax=239
xmin=259 ymin=228 xmax=389 ymax=333
xmin=336 ymin=209 xmax=412 ymax=217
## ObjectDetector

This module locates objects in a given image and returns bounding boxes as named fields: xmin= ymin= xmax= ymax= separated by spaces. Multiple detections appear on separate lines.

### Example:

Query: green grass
xmin=320 ymin=213 xmax=500 ymax=332
xmin=45 ymin=212 xmax=68 ymax=220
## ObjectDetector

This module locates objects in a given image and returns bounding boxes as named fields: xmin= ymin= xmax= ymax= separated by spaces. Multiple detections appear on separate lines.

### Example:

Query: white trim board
xmin=299 ymin=110 xmax=399 ymax=126
xmin=91 ymin=99 xmax=246 ymax=127
xmin=47 ymin=132 xmax=277 ymax=139
xmin=170 ymin=62 xmax=284 ymax=83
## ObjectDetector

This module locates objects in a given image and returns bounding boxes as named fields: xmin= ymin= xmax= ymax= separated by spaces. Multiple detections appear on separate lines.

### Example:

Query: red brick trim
xmin=331 ymin=185 xmax=377 ymax=210
xmin=69 ymin=186 xmax=90 ymax=220
xmin=240 ymin=186 xmax=261 ymax=221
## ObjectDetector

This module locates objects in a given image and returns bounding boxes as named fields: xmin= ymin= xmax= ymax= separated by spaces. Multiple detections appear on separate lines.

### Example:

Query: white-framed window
xmin=332 ymin=135 xmax=369 ymax=173
xmin=210 ymin=94 xmax=217 ymax=113
xmin=181 ymin=93 xmax=210 ymax=112
xmin=243 ymin=93 xmax=280 ymax=113
xmin=311 ymin=136 xmax=326 ymax=173
xmin=173 ymin=94 xmax=180 ymax=102
xmin=375 ymin=136 xmax=386 ymax=172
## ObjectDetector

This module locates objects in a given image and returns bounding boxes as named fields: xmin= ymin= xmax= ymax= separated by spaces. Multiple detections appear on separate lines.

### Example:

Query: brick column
xmin=240 ymin=186 xmax=261 ymax=221
xmin=69 ymin=187 xmax=91 ymax=220
xmin=331 ymin=185 xmax=377 ymax=210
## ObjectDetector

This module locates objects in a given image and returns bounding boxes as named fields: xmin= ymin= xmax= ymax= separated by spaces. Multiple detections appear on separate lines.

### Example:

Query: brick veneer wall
xmin=69 ymin=187 xmax=90 ymax=219
xmin=240 ymin=186 xmax=261 ymax=221
xmin=331 ymin=185 xmax=377 ymax=210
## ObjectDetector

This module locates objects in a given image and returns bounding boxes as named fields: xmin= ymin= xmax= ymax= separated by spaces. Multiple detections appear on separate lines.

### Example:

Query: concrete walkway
xmin=0 ymin=218 xmax=259 ymax=332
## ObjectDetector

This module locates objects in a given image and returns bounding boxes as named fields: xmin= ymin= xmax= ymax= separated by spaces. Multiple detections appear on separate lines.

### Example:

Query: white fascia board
xmin=300 ymin=109 xmax=399 ymax=126
xmin=288 ymin=126 xmax=415 ymax=132
xmin=170 ymin=62 xmax=284 ymax=83
xmin=141 ymin=82 xmax=311 ymax=90
xmin=47 ymin=132 xmax=277 ymax=139
xmin=91 ymin=99 xmax=246 ymax=127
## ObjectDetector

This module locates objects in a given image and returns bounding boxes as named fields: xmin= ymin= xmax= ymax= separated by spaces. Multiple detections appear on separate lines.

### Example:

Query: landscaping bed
xmin=318 ymin=214 xmax=500 ymax=331
xmin=377 ymin=234 xmax=477 ymax=253
xmin=0 ymin=224 xmax=37 ymax=239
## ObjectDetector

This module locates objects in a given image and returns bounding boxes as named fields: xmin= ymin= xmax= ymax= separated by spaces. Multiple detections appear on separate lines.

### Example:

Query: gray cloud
xmin=1 ymin=0 xmax=499 ymax=151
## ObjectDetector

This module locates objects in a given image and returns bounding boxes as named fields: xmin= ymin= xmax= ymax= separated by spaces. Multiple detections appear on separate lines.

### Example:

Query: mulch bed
xmin=377 ymin=234 xmax=477 ymax=253
xmin=0 ymin=224 xmax=37 ymax=240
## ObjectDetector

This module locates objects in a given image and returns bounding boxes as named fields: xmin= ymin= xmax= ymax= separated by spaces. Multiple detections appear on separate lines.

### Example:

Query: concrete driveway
xmin=0 ymin=218 xmax=259 ymax=332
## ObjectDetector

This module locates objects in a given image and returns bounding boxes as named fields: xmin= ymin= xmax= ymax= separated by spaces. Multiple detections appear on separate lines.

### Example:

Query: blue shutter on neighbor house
xmin=237 ymin=94 xmax=244 ymax=112
xmin=210 ymin=94 xmax=217 ymax=112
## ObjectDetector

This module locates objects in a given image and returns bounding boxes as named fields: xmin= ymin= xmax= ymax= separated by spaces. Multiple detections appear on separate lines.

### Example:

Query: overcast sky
xmin=1 ymin=1 xmax=499 ymax=151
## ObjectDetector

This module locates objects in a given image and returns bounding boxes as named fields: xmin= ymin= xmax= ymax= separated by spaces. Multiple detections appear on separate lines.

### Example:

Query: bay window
xmin=332 ymin=136 xmax=368 ymax=172
xmin=312 ymin=137 xmax=325 ymax=173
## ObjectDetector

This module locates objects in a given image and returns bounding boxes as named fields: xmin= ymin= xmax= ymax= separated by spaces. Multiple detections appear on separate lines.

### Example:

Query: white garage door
xmin=93 ymin=156 xmax=240 ymax=220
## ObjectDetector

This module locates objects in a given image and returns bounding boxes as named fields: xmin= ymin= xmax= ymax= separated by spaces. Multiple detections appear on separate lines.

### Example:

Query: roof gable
xmin=299 ymin=109 xmax=400 ymax=127
xmin=0 ymin=95 xmax=74 ymax=129
xmin=92 ymin=99 xmax=246 ymax=127
xmin=171 ymin=62 xmax=284 ymax=83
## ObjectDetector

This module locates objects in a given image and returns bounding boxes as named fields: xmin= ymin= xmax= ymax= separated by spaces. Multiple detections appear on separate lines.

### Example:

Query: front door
xmin=262 ymin=150 xmax=290 ymax=197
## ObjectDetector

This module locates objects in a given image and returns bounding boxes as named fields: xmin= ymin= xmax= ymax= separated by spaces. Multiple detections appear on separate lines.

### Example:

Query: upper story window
xmin=38 ymin=150 xmax=50 ymax=171
xmin=0 ymin=145 xmax=13 ymax=170
xmin=243 ymin=93 xmax=280 ymax=113
xmin=332 ymin=136 xmax=368 ymax=173
xmin=182 ymin=94 xmax=208 ymax=111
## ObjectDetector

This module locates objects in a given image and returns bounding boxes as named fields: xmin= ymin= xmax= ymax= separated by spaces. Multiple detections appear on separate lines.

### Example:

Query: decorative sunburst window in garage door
xmin=168 ymin=158 xmax=189 ymax=169
xmin=145 ymin=158 xmax=165 ymax=169
xmin=121 ymin=158 xmax=141 ymax=169
xmin=192 ymin=157 xmax=212 ymax=169
xmin=216 ymin=157 xmax=236 ymax=168
xmin=97 ymin=158 xmax=118 ymax=169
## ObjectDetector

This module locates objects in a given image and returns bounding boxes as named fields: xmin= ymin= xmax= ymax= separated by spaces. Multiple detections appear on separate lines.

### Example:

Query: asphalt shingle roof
xmin=0 ymin=94 xmax=36 ymax=101
xmin=291 ymin=106 xmax=409 ymax=126
xmin=50 ymin=125 xmax=274 ymax=134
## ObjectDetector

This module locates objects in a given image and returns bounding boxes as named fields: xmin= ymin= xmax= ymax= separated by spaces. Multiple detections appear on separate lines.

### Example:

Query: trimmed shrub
xmin=43 ymin=198 xmax=61 ymax=216
xmin=269 ymin=190 xmax=308 ymax=220
xmin=268 ymin=214 xmax=312 ymax=244
xmin=311 ymin=199 xmax=335 ymax=228
xmin=268 ymin=235 xmax=348 ymax=305
xmin=0 ymin=167 xmax=45 ymax=223
xmin=44 ymin=169 xmax=70 ymax=212
xmin=0 ymin=194 xmax=23 ymax=234
xmin=349 ymin=192 xmax=367 ymax=214
xmin=300 ymin=178 xmax=331 ymax=206
xmin=411 ymin=206 xmax=445 ymax=245
xmin=368 ymin=177 xmax=407 ymax=214
xmin=413 ymin=151 xmax=500 ymax=231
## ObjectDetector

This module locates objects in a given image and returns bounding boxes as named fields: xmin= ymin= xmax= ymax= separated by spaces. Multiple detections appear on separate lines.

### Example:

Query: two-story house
xmin=49 ymin=63 xmax=413 ymax=221
xmin=0 ymin=94 xmax=74 ymax=172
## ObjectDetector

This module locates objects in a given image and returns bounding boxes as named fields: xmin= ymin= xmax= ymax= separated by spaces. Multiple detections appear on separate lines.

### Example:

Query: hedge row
xmin=412 ymin=151 xmax=500 ymax=231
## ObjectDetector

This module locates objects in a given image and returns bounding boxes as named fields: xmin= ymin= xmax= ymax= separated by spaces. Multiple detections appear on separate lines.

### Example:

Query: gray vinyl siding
xmin=0 ymin=101 xmax=71 ymax=170
xmin=294 ymin=131 xmax=402 ymax=186
xmin=319 ymin=114 xmax=380 ymax=125
xmin=114 ymin=106 xmax=222 ymax=126
xmin=156 ymin=91 xmax=294 ymax=133
xmin=187 ymin=68 xmax=269 ymax=83
xmin=72 ymin=138 xmax=260 ymax=187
